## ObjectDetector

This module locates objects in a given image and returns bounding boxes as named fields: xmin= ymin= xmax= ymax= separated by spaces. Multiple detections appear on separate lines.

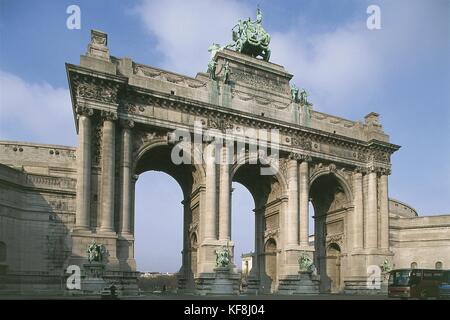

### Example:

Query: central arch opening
xmin=230 ymin=182 xmax=254 ymax=290
xmin=132 ymin=142 xmax=198 ymax=293
xmin=309 ymin=172 xmax=350 ymax=293
xmin=134 ymin=171 xmax=183 ymax=292
xmin=231 ymin=162 xmax=283 ymax=293
xmin=134 ymin=172 xmax=183 ymax=272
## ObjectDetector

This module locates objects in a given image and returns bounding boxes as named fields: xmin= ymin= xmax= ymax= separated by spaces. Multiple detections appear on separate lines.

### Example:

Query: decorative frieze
xmin=26 ymin=174 xmax=76 ymax=190
xmin=291 ymin=134 xmax=312 ymax=151
xmin=133 ymin=63 xmax=207 ymax=89
xmin=231 ymin=68 xmax=288 ymax=94
xmin=77 ymin=81 xmax=119 ymax=104
xmin=71 ymin=71 xmax=122 ymax=106
xmin=370 ymin=149 xmax=390 ymax=163
xmin=207 ymin=116 xmax=234 ymax=132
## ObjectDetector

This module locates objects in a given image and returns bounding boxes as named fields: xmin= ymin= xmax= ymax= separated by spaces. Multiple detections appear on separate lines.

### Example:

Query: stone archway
xmin=230 ymin=155 xmax=287 ymax=294
xmin=128 ymin=137 xmax=204 ymax=292
xmin=309 ymin=171 xmax=351 ymax=293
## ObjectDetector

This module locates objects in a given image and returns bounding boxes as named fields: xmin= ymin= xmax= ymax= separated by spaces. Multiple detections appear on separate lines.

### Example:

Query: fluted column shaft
xmin=287 ymin=158 xmax=299 ymax=246
xmin=204 ymin=144 xmax=217 ymax=240
xmin=253 ymin=209 xmax=264 ymax=277
xmin=120 ymin=120 xmax=134 ymax=235
xmin=130 ymin=174 xmax=138 ymax=236
xmin=182 ymin=200 xmax=190 ymax=277
xmin=299 ymin=160 xmax=309 ymax=247
xmin=100 ymin=112 xmax=117 ymax=232
xmin=218 ymin=146 xmax=231 ymax=240
xmin=75 ymin=107 xmax=93 ymax=230
xmin=379 ymin=172 xmax=390 ymax=250
xmin=365 ymin=169 xmax=378 ymax=248
xmin=353 ymin=170 xmax=364 ymax=250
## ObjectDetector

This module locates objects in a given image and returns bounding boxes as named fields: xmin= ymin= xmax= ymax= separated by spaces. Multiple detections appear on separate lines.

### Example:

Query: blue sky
xmin=0 ymin=0 xmax=449 ymax=272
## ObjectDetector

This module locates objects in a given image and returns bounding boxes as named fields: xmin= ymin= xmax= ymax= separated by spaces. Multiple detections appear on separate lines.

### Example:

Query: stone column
xmin=299 ymin=158 xmax=310 ymax=247
xmin=75 ymin=106 xmax=93 ymax=230
xmin=131 ymin=174 xmax=138 ymax=235
xmin=379 ymin=169 xmax=390 ymax=250
xmin=181 ymin=199 xmax=191 ymax=279
xmin=253 ymin=208 xmax=264 ymax=279
xmin=365 ymin=167 xmax=378 ymax=249
xmin=218 ymin=146 xmax=231 ymax=241
xmin=204 ymin=144 xmax=217 ymax=240
xmin=100 ymin=111 xmax=118 ymax=233
xmin=286 ymin=157 xmax=299 ymax=246
xmin=119 ymin=119 xmax=134 ymax=235
xmin=353 ymin=168 xmax=364 ymax=250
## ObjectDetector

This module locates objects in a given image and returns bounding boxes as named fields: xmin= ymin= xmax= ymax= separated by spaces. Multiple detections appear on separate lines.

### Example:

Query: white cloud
xmin=0 ymin=70 xmax=76 ymax=146
xmin=133 ymin=0 xmax=448 ymax=116
xmin=271 ymin=23 xmax=383 ymax=115
xmin=133 ymin=0 xmax=252 ymax=76
xmin=133 ymin=0 xmax=383 ymax=114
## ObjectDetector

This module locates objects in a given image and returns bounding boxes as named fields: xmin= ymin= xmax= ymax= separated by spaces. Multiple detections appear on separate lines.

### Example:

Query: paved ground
xmin=0 ymin=293 xmax=394 ymax=300
xmin=133 ymin=293 xmax=391 ymax=300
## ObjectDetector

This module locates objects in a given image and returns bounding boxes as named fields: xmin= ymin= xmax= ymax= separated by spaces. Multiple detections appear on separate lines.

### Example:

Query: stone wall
xmin=0 ymin=142 xmax=77 ymax=294
xmin=390 ymin=213 xmax=450 ymax=270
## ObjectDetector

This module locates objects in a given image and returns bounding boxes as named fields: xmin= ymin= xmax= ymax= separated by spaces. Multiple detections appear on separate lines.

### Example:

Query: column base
xmin=177 ymin=272 xmax=196 ymax=294
xmin=344 ymin=277 xmax=385 ymax=295
xmin=241 ymin=272 xmax=261 ymax=295
xmin=97 ymin=228 xmax=117 ymax=236
xmin=72 ymin=226 xmax=91 ymax=232
xmin=118 ymin=232 xmax=134 ymax=239
xmin=194 ymin=270 xmax=240 ymax=295
xmin=118 ymin=259 xmax=136 ymax=272
xmin=209 ymin=267 xmax=239 ymax=295
xmin=81 ymin=262 xmax=106 ymax=294
xmin=278 ymin=271 xmax=320 ymax=295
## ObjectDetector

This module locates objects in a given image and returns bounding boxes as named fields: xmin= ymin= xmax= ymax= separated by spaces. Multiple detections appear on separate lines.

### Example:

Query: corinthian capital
xmin=288 ymin=152 xmax=302 ymax=161
xmin=300 ymin=154 xmax=312 ymax=162
xmin=288 ymin=152 xmax=312 ymax=162
xmin=354 ymin=166 xmax=367 ymax=175
xmin=367 ymin=165 xmax=389 ymax=175
xmin=120 ymin=119 xmax=135 ymax=129
xmin=101 ymin=110 xmax=118 ymax=121
xmin=75 ymin=106 xmax=94 ymax=117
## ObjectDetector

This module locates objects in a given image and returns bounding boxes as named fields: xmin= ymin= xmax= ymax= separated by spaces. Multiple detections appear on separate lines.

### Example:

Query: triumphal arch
xmin=66 ymin=10 xmax=399 ymax=295
xmin=2 ymin=10 xmax=448 ymax=296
